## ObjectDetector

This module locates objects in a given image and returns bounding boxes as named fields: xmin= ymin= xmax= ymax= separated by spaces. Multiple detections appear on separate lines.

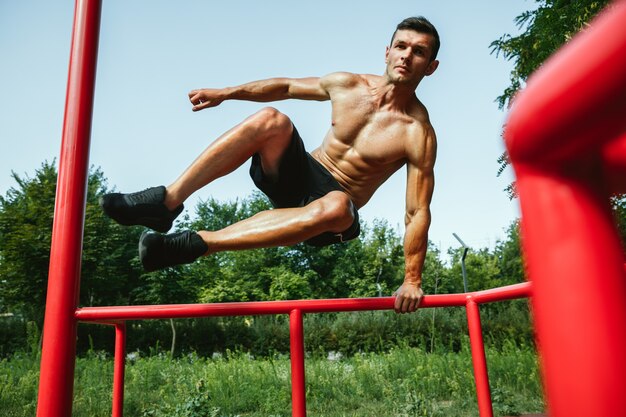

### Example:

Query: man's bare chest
xmin=331 ymin=104 xmax=412 ymax=167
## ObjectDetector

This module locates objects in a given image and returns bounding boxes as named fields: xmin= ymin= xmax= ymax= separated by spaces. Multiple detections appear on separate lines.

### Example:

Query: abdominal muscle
xmin=310 ymin=132 xmax=405 ymax=209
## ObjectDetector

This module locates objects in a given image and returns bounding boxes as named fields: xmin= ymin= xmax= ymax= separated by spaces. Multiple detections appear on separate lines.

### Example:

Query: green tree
xmin=81 ymin=169 xmax=144 ymax=307
xmin=491 ymin=0 xmax=612 ymax=110
xmin=342 ymin=220 xmax=405 ymax=298
xmin=445 ymin=248 xmax=501 ymax=294
xmin=178 ymin=193 xmax=415 ymax=302
xmin=493 ymin=220 xmax=526 ymax=284
xmin=443 ymin=221 xmax=526 ymax=295
xmin=612 ymin=196 xmax=626 ymax=248
xmin=420 ymin=242 xmax=450 ymax=295
xmin=491 ymin=0 xmax=625 ymax=246
xmin=182 ymin=193 xmax=287 ymax=303
xmin=491 ymin=0 xmax=612 ymax=197
xmin=267 ymin=266 xmax=313 ymax=300
xmin=282 ymin=242 xmax=353 ymax=299
xmin=0 ymin=162 xmax=57 ymax=323
xmin=0 ymin=161 xmax=143 ymax=325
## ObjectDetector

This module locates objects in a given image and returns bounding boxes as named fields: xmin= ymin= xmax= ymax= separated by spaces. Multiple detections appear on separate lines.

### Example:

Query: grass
xmin=0 ymin=344 xmax=544 ymax=417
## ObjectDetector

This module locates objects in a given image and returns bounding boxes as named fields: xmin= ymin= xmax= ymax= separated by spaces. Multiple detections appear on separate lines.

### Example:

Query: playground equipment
xmin=35 ymin=0 xmax=626 ymax=416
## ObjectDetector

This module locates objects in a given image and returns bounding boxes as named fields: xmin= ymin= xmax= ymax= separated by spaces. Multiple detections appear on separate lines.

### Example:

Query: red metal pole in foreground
xmin=466 ymin=299 xmax=493 ymax=417
xmin=112 ymin=323 xmax=127 ymax=417
xmin=505 ymin=2 xmax=626 ymax=416
xmin=289 ymin=309 xmax=307 ymax=417
xmin=36 ymin=1 xmax=101 ymax=416
xmin=517 ymin=172 xmax=626 ymax=416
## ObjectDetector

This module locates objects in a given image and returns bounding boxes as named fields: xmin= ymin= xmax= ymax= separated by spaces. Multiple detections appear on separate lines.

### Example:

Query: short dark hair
xmin=391 ymin=16 xmax=440 ymax=61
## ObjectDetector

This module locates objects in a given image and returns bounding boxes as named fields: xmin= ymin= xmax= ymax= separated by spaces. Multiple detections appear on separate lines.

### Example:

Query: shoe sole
xmin=139 ymin=231 xmax=162 ymax=272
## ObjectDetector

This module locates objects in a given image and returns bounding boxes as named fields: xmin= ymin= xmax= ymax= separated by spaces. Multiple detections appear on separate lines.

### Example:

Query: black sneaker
xmin=139 ymin=230 xmax=208 ymax=272
xmin=100 ymin=186 xmax=183 ymax=233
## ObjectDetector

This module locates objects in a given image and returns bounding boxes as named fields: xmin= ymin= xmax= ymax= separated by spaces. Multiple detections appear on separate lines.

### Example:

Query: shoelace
xmin=166 ymin=231 xmax=192 ymax=254
xmin=125 ymin=187 xmax=162 ymax=205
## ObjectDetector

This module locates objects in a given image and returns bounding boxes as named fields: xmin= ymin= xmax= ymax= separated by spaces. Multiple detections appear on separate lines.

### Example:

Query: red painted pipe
xmin=504 ymin=1 xmax=626 ymax=415
xmin=602 ymin=132 xmax=626 ymax=194
xmin=95 ymin=283 xmax=531 ymax=417
xmin=470 ymin=282 xmax=531 ymax=304
xmin=112 ymin=323 xmax=127 ymax=417
xmin=36 ymin=1 xmax=101 ymax=416
xmin=75 ymin=283 xmax=531 ymax=322
xmin=466 ymin=300 xmax=493 ymax=417
xmin=289 ymin=309 xmax=307 ymax=417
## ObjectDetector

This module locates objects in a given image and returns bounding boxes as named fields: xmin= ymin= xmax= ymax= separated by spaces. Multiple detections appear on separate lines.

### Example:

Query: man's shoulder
xmin=408 ymin=99 xmax=435 ymax=131
xmin=402 ymin=105 xmax=437 ymax=167
xmin=321 ymin=72 xmax=378 ymax=90
xmin=403 ymin=100 xmax=436 ymax=147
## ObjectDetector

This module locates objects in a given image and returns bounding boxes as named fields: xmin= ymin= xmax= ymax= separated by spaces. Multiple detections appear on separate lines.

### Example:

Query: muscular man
xmin=101 ymin=16 xmax=440 ymax=313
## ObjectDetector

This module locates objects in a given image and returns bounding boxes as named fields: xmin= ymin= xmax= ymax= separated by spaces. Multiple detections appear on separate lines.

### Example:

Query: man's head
xmin=385 ymin=16 xmax=440 ymax=86
xmin=390 ymin=16 xmax=440 ymax=62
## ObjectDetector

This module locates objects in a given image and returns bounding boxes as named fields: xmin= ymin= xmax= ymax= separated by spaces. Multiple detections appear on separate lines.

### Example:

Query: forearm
xmin=223 ymin=78 xmax=293 ymax=102
xmin=190 ymin=76 xmax=328 ymax=111
xmin=403 ymin=208 xmax=431 ymax=287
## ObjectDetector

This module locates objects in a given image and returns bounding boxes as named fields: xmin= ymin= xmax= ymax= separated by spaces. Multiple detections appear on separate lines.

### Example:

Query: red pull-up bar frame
xmin=74 ymin=282 xmax=531 ymax=417
xmin=35 ymin=0 xmax=626 ymax=416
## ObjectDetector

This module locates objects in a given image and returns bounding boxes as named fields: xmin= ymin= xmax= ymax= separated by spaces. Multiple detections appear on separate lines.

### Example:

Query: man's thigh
xmin=249 ymin=124 xmax=309 ymax=208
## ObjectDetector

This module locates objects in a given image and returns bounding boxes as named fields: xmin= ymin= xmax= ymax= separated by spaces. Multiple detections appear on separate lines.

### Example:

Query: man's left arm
xmin=394 ymin=126 xmax=436 ymax=313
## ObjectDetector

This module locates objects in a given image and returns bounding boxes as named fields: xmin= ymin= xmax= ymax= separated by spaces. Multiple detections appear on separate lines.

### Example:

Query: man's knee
xmin=249 ymin=107 xmax=292 ymax=138
xmin=316 ymin=192 xmax=355 ymax=232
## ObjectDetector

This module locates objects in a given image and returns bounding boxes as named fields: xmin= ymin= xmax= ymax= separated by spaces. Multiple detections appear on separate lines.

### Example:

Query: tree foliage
xmin=170 ymin=194 xmax=409 ymax=303
xmin=0 ymin=163 xmax=529 ymax=318
xmin=0 ymin=161 xmax=143 ymax=325
xmin=611 ymin=196 xmax=626 ymax=248
xmin=0 ymin=162 xmax=58 ymax=322
xmin=491 ymin=0 xmax=613 ymax=199
xmin=0 ymin=162 xmax=533 ymax=356
xmin=491 ymin=0 xmax=612 ymax=110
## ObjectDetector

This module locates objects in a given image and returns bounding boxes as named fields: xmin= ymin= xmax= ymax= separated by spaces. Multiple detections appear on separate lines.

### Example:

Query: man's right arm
xmin=188 ymin=77 xmax=331 ymax=112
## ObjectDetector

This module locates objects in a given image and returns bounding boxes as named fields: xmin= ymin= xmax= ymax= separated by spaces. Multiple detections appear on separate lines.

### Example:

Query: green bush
xmin=0 ymin=316 xmax=27 ymax=357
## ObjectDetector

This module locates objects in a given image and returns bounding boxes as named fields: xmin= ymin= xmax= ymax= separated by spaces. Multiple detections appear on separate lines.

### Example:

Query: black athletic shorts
xmin=249 ymin=125 xmax=360 ymax=247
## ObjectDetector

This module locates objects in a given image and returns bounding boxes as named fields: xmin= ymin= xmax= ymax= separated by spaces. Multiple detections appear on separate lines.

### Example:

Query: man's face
xmin=385 ymin=30 xmax=439 ymax=86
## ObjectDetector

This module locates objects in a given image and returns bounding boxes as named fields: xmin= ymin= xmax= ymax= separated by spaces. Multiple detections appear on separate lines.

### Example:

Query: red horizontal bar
xmin=75 ymin=282 xmax=531 ymax=322
xmin=470 ymin=282 xmax=532 ymax=304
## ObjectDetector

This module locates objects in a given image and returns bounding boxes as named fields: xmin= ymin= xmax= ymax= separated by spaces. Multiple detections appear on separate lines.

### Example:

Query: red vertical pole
xmin=289 ymin=309 xmax=306 ymax=417
xmin=503 ymin=3 xmax=626 ymax=415
xmin=516 ymin=169 xmax=626 ymax=417
xmin=36 ymin=1 xmax=101 ymax=416
xmin=466 ymin=299 xmax=493 ymax=417
xmin=112 ymin=323 xmax=127 ymax=417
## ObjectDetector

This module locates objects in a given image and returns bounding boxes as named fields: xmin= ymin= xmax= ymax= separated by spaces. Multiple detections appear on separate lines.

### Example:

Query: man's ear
xmin=425 ymin=59 xmax=439 ymax=76
xmin=385 ymin=46 xmax=390 ymax=63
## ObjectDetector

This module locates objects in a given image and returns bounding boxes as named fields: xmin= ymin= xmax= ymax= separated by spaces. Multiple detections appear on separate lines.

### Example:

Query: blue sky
xmin=0 ymin=0 xmax=533 ymax=255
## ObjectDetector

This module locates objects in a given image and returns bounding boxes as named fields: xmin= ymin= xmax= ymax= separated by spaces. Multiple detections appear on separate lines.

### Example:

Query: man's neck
xmin=371 ymin=76 xmax=418 ymax=112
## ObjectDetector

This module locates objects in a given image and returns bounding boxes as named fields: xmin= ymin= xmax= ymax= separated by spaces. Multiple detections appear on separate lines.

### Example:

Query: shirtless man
xmin=101 ymin=16 xmax=440 ymax=313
